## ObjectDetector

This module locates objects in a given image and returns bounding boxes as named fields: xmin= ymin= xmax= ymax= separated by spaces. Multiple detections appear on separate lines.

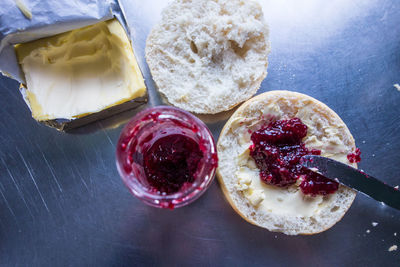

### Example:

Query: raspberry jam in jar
xmin=116 ymin=106 xmax=218 ymax=209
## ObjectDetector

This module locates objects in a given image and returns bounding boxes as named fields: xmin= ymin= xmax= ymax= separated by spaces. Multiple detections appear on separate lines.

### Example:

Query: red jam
xmin=347 ymin=148 xmax=361 ymax=163
xmin=143 ymin=133 xmax=203 ymax=194
xmin=116 ymin=106 xmax=218 ymax=208
xmin=249 ymin=118 xmax=339 ymax=195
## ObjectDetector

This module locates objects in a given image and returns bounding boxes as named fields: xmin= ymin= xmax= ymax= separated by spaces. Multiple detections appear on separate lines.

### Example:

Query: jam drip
xmin=347 ymin=148 xmax=361 ymax=163
xmin=143 ymin=134 xmax=203 ymax=194
xmin=249 ymin=118 xmax=339 ymax=195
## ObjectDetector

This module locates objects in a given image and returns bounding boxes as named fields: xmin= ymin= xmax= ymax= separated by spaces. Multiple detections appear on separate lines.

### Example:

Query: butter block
xmin=15 ymin=19 xmax=146 ymax=129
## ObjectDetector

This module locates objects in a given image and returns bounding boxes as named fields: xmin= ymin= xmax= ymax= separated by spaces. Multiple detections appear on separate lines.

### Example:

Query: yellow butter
xmin=235 ymin=166 xmax=331 ymax=217
xmin=15 ymin=19 xmax=146 ymax=121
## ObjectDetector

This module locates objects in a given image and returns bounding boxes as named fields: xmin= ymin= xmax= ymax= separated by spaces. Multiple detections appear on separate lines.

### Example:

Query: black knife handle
xmin=351 ymin=171 xmax=400 ymax=210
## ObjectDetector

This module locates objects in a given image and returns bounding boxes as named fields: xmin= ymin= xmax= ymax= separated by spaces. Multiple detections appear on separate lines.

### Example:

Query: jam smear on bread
xmin=249 ymin=118 xmax=339 ymax=195
xmin=347 ymin=148 xmax=361 ymax=163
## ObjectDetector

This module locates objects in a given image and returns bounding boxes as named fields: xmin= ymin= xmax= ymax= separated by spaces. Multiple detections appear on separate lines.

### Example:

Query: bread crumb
xmin=388 ymin=245 xmax=397 ymax=252
xmin=366 ymin=229 xmax=370 ymax=234
xmin=394 ymin=84 xmax=400 ymax=92
xmin=178 ymin=94 xmax=189 ymax=102
xmin=372 ymin=222 xmax=378 ymax=227
xmin=15 ymin=0 xmax=32 ymax=19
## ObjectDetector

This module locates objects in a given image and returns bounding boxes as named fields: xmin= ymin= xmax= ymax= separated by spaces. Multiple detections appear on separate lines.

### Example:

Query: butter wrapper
xmin=0 ymin=0 xmax=147 ymax=131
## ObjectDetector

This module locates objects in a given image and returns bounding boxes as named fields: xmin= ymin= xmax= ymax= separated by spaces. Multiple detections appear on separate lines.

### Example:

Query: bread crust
xmin=217 ymin=90 xmax=357 ymax=235
xmin=145 ymin=0 xmax=270 ymax=114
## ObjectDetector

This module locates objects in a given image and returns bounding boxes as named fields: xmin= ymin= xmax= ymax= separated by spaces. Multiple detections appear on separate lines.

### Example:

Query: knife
xmin=301 ymin=155 xmax=400 ymax=210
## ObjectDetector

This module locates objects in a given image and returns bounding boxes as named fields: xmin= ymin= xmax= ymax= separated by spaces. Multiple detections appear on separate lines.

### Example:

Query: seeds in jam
xmin=143 ymin=134 xmax=203 ymax=194
xmin=249 ymin=118 xmax=339 ymax=195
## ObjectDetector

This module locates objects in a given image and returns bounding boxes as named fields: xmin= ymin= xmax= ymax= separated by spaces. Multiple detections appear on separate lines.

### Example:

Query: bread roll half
xmin=217 ymin=91 xmax=357 ymax=235
xmin=145 ymin=0 xmax=270 ymax=114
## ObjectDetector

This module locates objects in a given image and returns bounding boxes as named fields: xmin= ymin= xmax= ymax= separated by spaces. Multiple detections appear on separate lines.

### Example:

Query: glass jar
xmin=116 ymin=106 xmax=218 ymax=209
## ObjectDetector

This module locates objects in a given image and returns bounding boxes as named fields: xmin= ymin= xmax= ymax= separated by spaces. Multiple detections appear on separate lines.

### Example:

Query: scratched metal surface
xmin=0 ymin=0 xmax=400 ymax=266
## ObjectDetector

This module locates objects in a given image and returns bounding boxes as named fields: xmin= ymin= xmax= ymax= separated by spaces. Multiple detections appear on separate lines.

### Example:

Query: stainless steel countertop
xmin=1 ymin=0 xmax=400 ymax=266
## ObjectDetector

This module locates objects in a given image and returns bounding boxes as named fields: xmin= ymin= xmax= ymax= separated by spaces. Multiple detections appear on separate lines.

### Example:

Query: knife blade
xmin=301 ymin=155 xmax=400 ymax=210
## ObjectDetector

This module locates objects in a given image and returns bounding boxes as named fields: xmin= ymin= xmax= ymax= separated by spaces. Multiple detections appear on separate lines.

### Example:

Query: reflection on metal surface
xmin=263 ymin=0 xmax=379 ymax=41
xmin=0 ymin=0 xmax=399 ymax=265
xmin=16 ymin=147 xmax=50 ymax=212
